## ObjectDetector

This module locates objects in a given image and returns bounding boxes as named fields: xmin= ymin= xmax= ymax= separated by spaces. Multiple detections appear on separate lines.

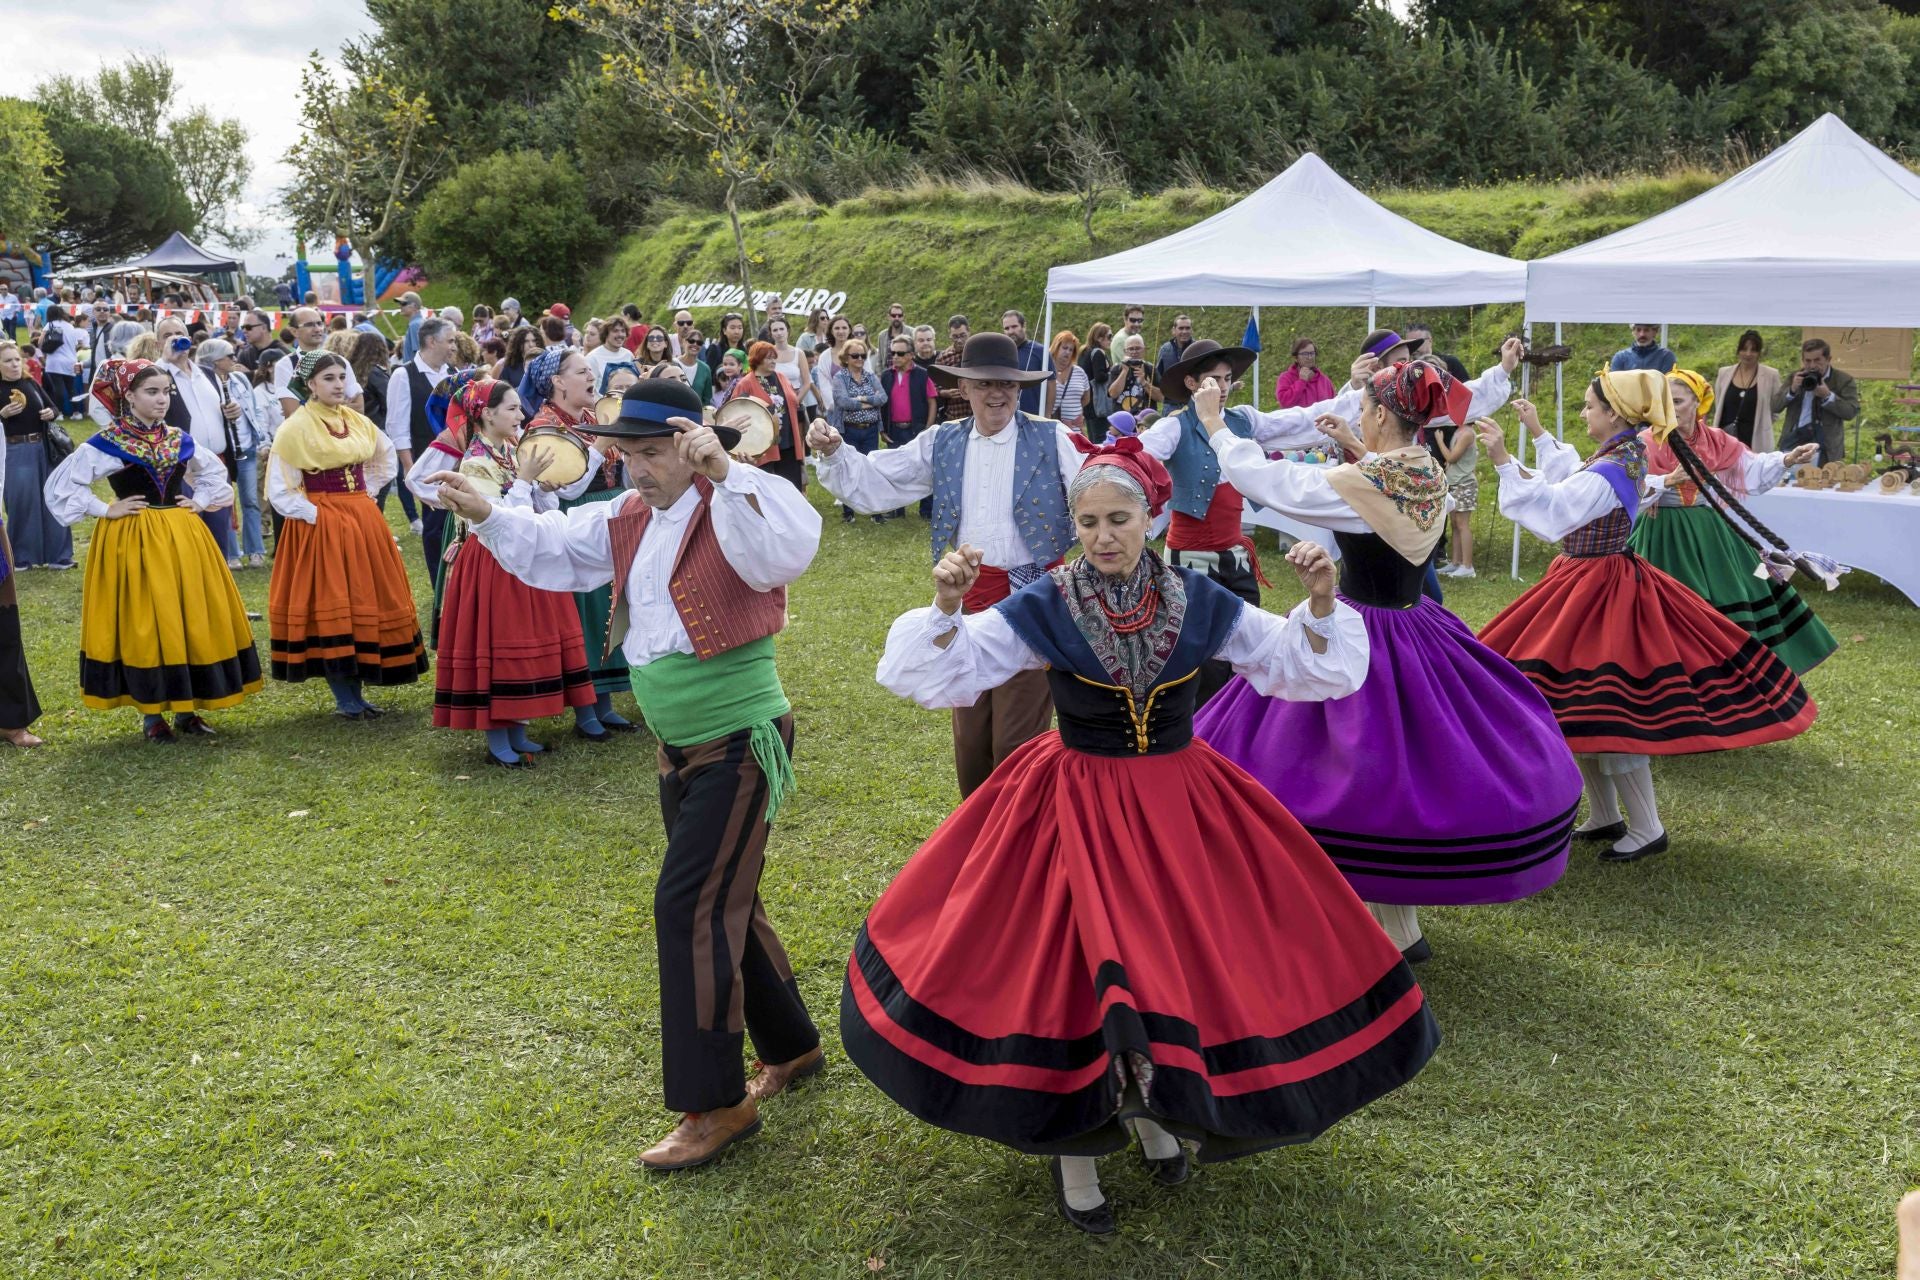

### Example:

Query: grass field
xmin=4 ymin=462 xmax=1918 ymax=1278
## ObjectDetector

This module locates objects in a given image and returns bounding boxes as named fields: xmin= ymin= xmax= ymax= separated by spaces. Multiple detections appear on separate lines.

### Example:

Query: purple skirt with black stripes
xmin=1196 ymin=595 xmax=1582 ymax=907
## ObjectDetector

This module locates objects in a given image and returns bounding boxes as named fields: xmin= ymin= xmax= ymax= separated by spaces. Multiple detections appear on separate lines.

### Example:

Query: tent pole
xmin=1041 ymin=294 xmax=1054 ymax=378
xmin=1367 ymin=304 xmax=1376 ymax=331
xmin=1251 ymin=306 xmax=1261 ymax=411
xmin=1511 ymin=320 xmax=1532 ymax=580
xmin=1553 ymin=321 xmax=1564 ymax=441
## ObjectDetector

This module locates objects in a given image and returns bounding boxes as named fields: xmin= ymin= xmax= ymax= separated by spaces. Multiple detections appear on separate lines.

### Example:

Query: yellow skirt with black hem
xmin=79 ymin=506 xmax=264 ymax=712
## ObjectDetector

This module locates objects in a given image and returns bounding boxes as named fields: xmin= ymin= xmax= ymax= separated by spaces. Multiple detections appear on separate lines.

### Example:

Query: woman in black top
xmin=1080 ymin=322 xmax=1114 ymax=442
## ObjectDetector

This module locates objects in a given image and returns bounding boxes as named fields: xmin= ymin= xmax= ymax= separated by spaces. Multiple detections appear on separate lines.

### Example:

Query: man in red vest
xmin=430 ymin=378 xmax=825 ymax=1172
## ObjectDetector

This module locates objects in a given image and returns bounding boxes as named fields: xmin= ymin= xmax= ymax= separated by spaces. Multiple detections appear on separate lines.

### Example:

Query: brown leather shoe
xmin=745 ymin=1046 xmax=827 ymax=1103
xmin=637 ymin=1100 xmax=762 ymax=1172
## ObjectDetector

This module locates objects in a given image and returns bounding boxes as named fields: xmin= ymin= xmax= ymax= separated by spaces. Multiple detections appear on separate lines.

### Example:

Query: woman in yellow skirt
xmin=44 ymin=359 xmax=262 ymax=742
xmin=268 ymin=351 xmax=428 ymax=718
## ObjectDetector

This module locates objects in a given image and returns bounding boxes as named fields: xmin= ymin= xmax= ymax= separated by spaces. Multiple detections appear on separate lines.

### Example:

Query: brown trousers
xmin=950 ymin=668 xmax=1054 ymax=798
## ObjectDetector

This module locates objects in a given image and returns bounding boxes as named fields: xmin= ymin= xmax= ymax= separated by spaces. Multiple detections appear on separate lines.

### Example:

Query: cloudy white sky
xmin=12 ymin=1 xmax=380 ymax=277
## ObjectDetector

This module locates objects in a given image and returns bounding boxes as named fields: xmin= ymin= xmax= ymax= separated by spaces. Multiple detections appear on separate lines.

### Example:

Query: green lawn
xmin=3 ymin=475 xmax=1916 ymax=1278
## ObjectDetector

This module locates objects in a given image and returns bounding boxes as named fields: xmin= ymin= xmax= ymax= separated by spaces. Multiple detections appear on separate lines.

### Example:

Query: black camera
xmin=1800 ymin=370 xmax=1824 ymax=390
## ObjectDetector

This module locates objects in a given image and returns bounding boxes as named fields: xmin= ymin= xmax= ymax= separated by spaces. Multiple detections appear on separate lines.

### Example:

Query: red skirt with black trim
xmin=1477 ymin=552 xmax=1816 ymax=755
xmin=840 ymin=731 xmax=1440 ymax=1163
xmin=432 ymin=537 xmax=596 ymax=729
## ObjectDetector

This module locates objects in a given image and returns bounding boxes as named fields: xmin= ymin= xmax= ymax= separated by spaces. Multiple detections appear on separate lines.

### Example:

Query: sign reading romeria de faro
xmin=668 ymin=283 xmax=848 ymax=316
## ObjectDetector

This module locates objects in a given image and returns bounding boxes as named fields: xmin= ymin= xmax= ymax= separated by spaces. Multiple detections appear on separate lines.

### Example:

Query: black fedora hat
xmin=1159 ymin=339 xmax=1257 ymax=398
xmin=930 ymin=332 xmax=1052 ymax=390
xmin=598 ymin=377 xmax=740 ymax=449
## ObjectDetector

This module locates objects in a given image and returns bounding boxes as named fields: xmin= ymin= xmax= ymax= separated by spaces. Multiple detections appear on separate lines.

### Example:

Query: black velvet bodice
xmin=1046 ymin=666 xmax=1199 ymax=756
xmin=106 ymin=463 xmax=188 ymax=505
xmin=1333 ymin=531 xmax=1426 ymax=609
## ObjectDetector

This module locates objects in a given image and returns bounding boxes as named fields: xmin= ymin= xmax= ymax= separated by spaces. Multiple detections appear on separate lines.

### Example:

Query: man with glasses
xmin=235 ymin=310 xmax=284 ymax=372
xmin=882 ymin=302 xmax=908 ymax=352
xmin=274 ymin=307 xmax=364 ymax=417
xmin=933 ymin=315 xmax=971 ymax=423
xmin=84 ymin=302 xmax=116 ymax=386
xmin=669 ymin=309 xmax=695 ymax=358
xmin=1109 ymin=305 xmax=1147 ymax=362
xmin=881 ymin=336 xmax=938 ymax=520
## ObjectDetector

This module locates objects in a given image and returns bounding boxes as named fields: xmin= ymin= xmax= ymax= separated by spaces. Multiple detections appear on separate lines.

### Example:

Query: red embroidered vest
xmin=603 ymin=476 xmax=788 ymax=658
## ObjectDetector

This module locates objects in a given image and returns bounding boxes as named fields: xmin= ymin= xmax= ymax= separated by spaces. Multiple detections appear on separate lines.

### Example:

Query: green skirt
xmin=1628 ymin=503 xmax=1838 ymax=674
xmin=562 ymin=487 xmax=632 ymax=695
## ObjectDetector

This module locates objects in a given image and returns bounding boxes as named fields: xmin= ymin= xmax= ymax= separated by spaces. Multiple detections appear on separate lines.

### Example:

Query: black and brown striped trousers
xmin=655 ymin=714 xmax=819 ymax=1113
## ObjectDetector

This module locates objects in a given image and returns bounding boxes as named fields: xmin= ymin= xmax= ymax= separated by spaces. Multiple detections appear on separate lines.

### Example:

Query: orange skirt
xmin=268 ymin=491 xmax=428 ymax=685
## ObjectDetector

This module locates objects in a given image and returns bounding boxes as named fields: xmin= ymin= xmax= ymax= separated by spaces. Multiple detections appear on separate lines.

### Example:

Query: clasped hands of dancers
xmin=22 ymin=328 xmax=1835 ymax=1236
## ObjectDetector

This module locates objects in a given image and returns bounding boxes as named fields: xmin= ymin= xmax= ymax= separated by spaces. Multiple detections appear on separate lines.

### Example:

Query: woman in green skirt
xmin=1622 ymin=368 xmax=1836 ymax=674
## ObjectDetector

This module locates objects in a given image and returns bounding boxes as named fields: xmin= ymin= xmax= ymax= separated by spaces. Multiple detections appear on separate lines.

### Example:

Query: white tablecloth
xmin=1745 ymin=486 xmax=1920 ymax=605
xmin=1245 ymin=506 xmax=1344 ymax=561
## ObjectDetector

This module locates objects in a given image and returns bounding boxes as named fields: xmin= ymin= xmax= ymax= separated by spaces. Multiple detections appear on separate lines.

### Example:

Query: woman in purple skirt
xmin=1189 ymin=362 xmax=1582 ymax=962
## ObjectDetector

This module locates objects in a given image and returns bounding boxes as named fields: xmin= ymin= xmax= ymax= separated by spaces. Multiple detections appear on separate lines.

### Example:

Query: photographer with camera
xmin=1781 ymin=337 xmax=1857 ymax=466
xmin=1106 ymin=333 xmax=1160 ymax=416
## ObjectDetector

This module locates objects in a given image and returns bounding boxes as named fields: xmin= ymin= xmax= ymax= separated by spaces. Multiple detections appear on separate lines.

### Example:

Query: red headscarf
xmin=90 ymin=357 xmax=161 ymax=422
xmin=1369 ymin=358 xmax=1473 ymax=428
xmin=1070 ymin=433 xmax=1173 ymax=516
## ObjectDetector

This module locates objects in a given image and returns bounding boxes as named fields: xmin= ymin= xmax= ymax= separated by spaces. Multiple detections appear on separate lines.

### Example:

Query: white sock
xmin=1132 ymin=1117 xmax=1180 ymax=1160
xmin=1058 ymin=1156 xmax=1105 ymax=1211
xmin=1611 ymin=759 xmax=1664 ymax=851
xmin=1574 ymin=753 xmax=1621 ymax=830
xmin=1366 ymin=901 xmax=1422 ymax=950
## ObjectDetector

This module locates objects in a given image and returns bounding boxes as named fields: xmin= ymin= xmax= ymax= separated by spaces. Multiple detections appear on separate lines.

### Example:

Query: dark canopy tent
xmin=117 ymin=231 xmax=242 ymax=274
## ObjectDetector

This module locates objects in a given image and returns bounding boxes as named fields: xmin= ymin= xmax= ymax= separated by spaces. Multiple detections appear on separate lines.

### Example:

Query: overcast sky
xmin=16 ymin=1 xmax=380 ymax=278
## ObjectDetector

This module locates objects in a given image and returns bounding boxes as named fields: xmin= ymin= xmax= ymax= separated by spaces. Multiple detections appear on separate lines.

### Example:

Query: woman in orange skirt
xmin=268 ymin=351 xmax=428 ymax=717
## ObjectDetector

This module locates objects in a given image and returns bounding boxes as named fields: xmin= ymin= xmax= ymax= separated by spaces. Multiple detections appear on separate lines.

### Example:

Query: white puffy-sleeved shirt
xmin=470 ymin=461 xmax=821 ymax=669
xmin=1494 ymin=435 xmax=1658 ymax=544
xmin=1649 ymin=446 xmax=1789 ymax=501
xmin=810 ymin=417 xmax=1084 ymax=570
xmin=876 ymin=591 xmax=1369 ymax=710
xmin=1136 ymin=383 xmax=1364 ymax=460
xmin=43 ymin=434 xmax=233 ymax=526
xmin=267 ymin=431 xmax=399 ymax=525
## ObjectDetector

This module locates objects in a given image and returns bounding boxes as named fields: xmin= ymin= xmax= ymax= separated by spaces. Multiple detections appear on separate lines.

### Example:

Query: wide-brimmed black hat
xmin=597 ymin=377 xmax=739 ymax=449
xmin=930 ymin=332 xmax=1052 ymax=389
xmin=1158 ymin=339 xmax=1257 ymax=397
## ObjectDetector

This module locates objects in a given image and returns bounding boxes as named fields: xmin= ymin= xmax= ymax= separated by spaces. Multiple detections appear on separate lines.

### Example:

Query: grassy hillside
xmin=579 ymin=170 xmax=1913 ymax=441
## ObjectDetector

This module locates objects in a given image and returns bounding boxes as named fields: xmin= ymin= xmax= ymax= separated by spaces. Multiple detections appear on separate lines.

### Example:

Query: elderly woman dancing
xmin=842 ymin=437 xmax=1438 ymax=1236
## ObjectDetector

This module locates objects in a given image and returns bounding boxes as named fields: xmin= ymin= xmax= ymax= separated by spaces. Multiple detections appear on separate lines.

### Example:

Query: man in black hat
xmin=430 ymin=379 xmax=826 ymax=1173
xmin=808 ymin=332 xmax=1085 ymax=796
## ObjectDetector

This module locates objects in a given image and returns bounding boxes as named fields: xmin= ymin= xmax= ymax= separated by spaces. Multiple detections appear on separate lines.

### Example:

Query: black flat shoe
xmin=1600 ymin=831 xmax=1668 ymax=863
xmin=332 ymin=709 xmax=366 ymax=721
xmin=1049 ymin=1159 xmax=1115 ymax=1236
xmin=574 ymin=725 xmax=613 ymax=742
xmin=1573 ymin=821 xmax=1628 ymax=842
xmin=599 ymin=719 xmax=641 ymax=734
xmin=1142 ymin=1147 xmax=1190 ymax=1187
xmin=144 ymin=721 xmax=177 ymax=743
xmin=487 ymin=753 xmax=534 ymax=770
xmin=1400 ymin=937 xmax=1433 ymax=965
xmin=356 ymin=703 xmax=386 ymax=720
xmin=172 ymin=714 xmax=217 ymax=737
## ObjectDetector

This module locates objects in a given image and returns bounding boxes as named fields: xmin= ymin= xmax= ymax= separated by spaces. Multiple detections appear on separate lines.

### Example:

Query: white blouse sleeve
xmin=1247 ymin=383 xmax=1364 ymax=449
xmin=1526 ymin=433 xmax=1585 ymax=483
xmin=1214 ymin=597 xmax=1370 ymax=701
xmin=469 ymin=490 xmax=620 ymax=594
xmin=811 ymin=423 xmax=938 ymax=514
xmin=183 ymin=444 xmax=232 ymax=512
xmin=268 ymin=453 xmax=318 ymax=523
xmin=1209 ymin=432 xmax=1370 ymax=532
xmin=1493 ymin=462 xmax=1622 ymax=544
xmin=1451 ymin=363 xmax=1514 ymax=424
xmin=363 ymin=430 xmax=398 ymax=495
xmin=710 ymin=461 xmax=821 ymax=590
xmin=553 ymin=447 xmax=606 ymax=502
xmin=43 ymin=441 xmax=117 ymax=524
xmin=1138 ymin=413 xmax=1181 ymax=460
xmin=1739 ymin=450 xmax=1788 ymax=495
xmin=875 ymin=604 xmax=1046 ymax=709
xmin=406 ymin=442 xmax=461 ymax=505
xmin=1053 ymin=423 xmax=1088 ymax=490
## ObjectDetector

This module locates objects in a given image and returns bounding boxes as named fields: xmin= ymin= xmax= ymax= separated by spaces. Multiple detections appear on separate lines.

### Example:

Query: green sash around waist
xmin=629 ymin=636 xmax=795 ymax=822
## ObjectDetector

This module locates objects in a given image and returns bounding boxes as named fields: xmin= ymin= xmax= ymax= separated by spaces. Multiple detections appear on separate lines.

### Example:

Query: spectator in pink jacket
xmin=1273 ymin=337 xmax=1335 ymax=408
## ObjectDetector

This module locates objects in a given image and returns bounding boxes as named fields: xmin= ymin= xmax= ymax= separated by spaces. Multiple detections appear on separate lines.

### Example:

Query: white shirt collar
xmin=970 ymin=420 xmax=1017 ymax=446
xmin=416 ymin=356 xmax=448 ymax=377
xmin=656 ymin=482 xmax=703 ymax=525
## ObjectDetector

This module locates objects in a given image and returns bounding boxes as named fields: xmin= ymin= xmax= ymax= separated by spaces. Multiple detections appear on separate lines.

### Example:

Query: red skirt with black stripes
xmin=432 ymin=537 xmax=596 ymax=729
xmin=1477 ymin=551 xmax=1816 ymax=755
xmin=840 ymin=730 xmax=1440 ymax=1163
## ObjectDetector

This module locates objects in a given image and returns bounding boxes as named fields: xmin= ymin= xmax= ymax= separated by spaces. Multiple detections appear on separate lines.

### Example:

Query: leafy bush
xmin=412 ymin=150 xmax=606 ymax=307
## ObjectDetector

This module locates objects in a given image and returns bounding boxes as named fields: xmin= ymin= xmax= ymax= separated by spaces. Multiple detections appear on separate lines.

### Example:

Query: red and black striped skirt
xmin=432 ymin=537 xmax=595 ymax=729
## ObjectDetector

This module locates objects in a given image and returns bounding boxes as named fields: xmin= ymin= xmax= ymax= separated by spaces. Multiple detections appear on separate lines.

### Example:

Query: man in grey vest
xmin=808 ymin=333 xmax=1084 ymax=795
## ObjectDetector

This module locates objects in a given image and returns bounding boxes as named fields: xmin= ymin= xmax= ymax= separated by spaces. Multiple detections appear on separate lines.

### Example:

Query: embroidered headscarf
xmin=1369 ymin=358 xmax=1473 ymax=429
xmin=1067 ymin=434 xmax=1173 ymax=515
xmin=517 ymin=344 xmax=574 ymax=420
xmin=443 ymin=375 xmax=500 ymax=455
xmin=90 ymin=357 xmax=160 ymax=422
xmin=287 ymin=349 xmax=347 ymax=404
xmin=1595 ymin=368 xmax=1678 ymax=440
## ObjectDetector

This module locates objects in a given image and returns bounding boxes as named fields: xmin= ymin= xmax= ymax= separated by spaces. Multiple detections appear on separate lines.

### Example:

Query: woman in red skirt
xmin=845 ymin=437 xmax=1439 ymax=1235
xmin=426 ymin=378 xmax=594 ymax=767
xmin=1476 ymin=369 xmax=1815 ymax=863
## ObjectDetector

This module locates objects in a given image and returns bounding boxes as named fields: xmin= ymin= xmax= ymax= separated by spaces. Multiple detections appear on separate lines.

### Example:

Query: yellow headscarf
xmin=1667 ymin=368 xmax=1714 ymax=428
xmin=1596 ymin=368 xmax=1678 ymax=441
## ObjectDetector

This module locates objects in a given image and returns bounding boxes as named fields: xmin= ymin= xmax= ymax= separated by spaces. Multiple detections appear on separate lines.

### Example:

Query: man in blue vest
xmin=808 ymin=333 xmax=1084 ymax=795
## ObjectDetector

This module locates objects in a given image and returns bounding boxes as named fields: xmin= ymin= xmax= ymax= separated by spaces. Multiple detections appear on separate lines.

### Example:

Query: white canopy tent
xmin=1526 ymin=113 xmax=1920 ymax=326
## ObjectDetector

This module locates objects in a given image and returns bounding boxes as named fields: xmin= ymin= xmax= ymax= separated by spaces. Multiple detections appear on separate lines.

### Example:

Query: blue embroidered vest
xmin=928 ymin=412 xmax=1074 ymax=566
xmin=1166 ymin=405 xmax=1256 ymax=520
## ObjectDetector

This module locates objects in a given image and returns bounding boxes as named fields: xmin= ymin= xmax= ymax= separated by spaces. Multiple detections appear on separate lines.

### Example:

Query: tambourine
xmin=715 ymin=397 xmax=778 ymax=459
xmin=515 ymin=426 xmax=591 ymax=488
xmin=593 ymin=393 xmax=623 ymax=427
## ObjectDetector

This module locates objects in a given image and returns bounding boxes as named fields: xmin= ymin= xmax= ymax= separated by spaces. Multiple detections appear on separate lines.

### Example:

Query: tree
xmin=97 ymin=53 xmax=177 ymax=138
xmin=280 ymin=55 xmax=444 ymax=315
xmin=413 ymin=150 xmax=605 ymax=306
xmin=34 ymin=104 xmax=193 ymax=266
xmin=0 ymin=99 xmax=59 ymax=245
xmin=170 ymin=108 xmax=256 ymax=250
xmin=557 ymin=0 xmax=870 ymax=323
xmin=1048 ymin=118 xmax=1126 ymax=246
